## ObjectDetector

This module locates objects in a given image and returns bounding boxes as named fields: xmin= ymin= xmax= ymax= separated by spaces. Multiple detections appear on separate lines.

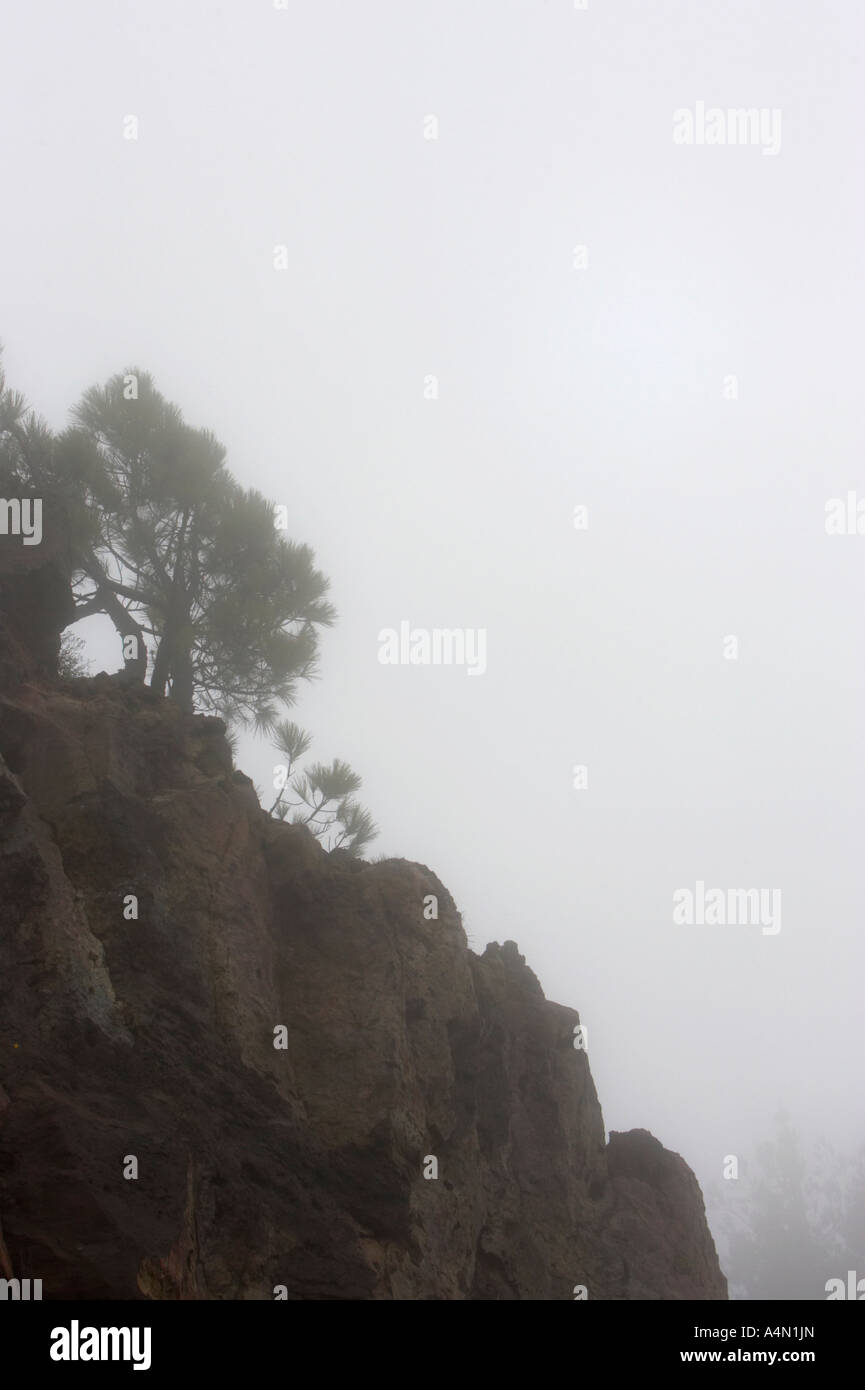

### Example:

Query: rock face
xmin=0 ymin=531 xmax=726 ymax=1300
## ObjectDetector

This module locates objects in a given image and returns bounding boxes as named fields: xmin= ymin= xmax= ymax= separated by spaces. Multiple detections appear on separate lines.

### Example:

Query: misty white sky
xmin=2 ymin=0 xmax=863 ymax=1237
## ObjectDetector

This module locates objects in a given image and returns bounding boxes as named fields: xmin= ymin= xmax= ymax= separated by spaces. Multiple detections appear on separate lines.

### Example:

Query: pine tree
xmin=268 ymin=719 xmax=378 ymax=856
xmin=2 ymin=358 xmax=336 ymax=728
xmin=3 ymin=354 xmax=378 ymax=852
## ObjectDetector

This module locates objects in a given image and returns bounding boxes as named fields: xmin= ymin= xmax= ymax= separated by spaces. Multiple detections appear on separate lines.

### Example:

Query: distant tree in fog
xmin=710 ymin=1112 xmax=865 ymax=1300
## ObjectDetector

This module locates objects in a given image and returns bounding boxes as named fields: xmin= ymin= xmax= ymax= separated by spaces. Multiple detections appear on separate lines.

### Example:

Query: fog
xmin=2 ymin=0 xmax=863 ymax=1293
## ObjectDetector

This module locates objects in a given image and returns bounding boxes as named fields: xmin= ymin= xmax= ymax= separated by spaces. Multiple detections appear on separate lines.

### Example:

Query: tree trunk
xmin=90 ymin=578 xmax=147 ymax=680
xmin=150 ymin=632 xmax=171 ymax=696
xmin=169 ymin=659 xmax=194 ymax=711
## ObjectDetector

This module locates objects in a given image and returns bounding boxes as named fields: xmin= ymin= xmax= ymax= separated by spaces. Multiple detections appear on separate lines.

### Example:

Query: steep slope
xmin=0 ymin=526 xmax=726 ymax=1299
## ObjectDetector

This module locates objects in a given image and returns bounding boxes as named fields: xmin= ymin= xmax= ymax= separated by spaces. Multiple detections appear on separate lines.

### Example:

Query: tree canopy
xmin=2 ymin=360 xmax=336 ymax=731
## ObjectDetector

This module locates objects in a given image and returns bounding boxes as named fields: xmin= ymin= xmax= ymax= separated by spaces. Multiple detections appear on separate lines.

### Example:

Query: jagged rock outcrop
xmin=0 ymin=528 xmax=726 ymax=1299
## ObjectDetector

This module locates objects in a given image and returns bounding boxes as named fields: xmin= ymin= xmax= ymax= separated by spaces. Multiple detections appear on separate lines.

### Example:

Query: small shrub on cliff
xmin=57 ymin=632 xmax=92 ymax=678
xmin=268 ymin=719 xmax=378 ymax=856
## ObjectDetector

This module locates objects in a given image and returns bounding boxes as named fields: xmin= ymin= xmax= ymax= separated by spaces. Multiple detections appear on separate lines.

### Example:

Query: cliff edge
xmin=0 ymin=527 xmax=726 ymax=1299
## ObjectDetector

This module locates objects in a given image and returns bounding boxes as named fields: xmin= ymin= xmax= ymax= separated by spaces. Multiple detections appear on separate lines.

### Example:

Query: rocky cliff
xmin=0 ymin=526 xmax=726 ymax=1299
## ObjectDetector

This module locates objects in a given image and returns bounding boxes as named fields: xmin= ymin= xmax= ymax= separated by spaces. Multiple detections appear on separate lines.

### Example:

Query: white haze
xmin=2 ymin=0 xmax=863 ymax=1267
